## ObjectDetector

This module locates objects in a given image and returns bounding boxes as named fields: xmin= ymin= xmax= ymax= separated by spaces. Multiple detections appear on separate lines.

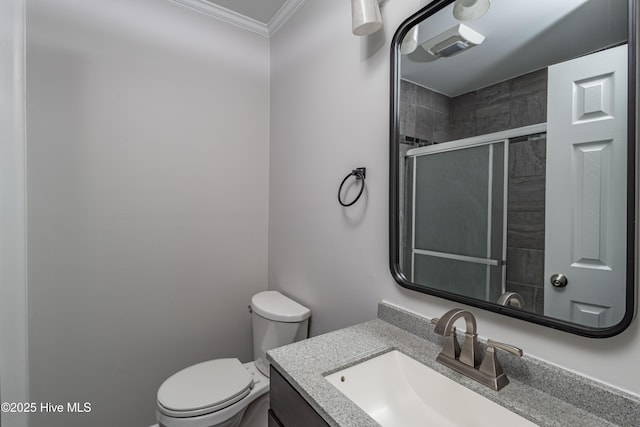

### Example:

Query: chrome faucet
xmin=432 ymin=309 xmax=523 ymax=391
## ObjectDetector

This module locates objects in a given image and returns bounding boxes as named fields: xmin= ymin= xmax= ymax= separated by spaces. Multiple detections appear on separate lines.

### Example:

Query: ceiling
xmin=204 ymin=0 xmax=287 ymax=24
xmin=400 ymin=0 xmax=628 ymax=97
xmin=170 ymin=0 xmax=305 ymax=36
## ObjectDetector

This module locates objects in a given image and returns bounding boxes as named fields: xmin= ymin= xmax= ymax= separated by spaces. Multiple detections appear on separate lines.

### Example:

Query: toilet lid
xmin=251 ymin=291 xmax=311 ymax=322
xmin=157 ymin=358 xmax=253 ymax=417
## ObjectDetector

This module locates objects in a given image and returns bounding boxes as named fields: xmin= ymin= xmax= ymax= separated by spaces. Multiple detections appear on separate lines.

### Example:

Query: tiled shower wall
xmin=400 ymin=69 xmax=548 ymax=314
xmin=506 ymin=136 xmax=546 ymax=314
xmin=399 ymin=80 xmax=450 ymax=143
xmin=400 ymin=68 xmax=547 ymax=142
xmin=449 ymin=68 xmax=547 ymax=140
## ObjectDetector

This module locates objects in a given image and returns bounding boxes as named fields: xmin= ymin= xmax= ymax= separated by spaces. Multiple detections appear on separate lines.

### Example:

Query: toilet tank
xmin=250 ymin=291 xmax=310 ymax=376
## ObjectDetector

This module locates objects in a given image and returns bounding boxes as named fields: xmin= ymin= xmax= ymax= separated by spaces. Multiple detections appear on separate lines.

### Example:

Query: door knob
xmin=550 ymin=273 xmax=568 ymax=288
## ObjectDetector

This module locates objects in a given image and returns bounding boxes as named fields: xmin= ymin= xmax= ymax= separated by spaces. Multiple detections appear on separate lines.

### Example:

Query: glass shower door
xmin=406 ymin=139 xmax=507 ymax=302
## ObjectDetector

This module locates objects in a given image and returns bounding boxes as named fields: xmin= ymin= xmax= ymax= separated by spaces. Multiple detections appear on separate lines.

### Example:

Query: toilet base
xmin=236 ymin=392 xmax=268 ymax=427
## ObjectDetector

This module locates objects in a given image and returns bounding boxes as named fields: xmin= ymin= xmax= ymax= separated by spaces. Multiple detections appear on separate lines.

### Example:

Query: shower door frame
xmin=405 ymin=123 xmax=547 ymax=302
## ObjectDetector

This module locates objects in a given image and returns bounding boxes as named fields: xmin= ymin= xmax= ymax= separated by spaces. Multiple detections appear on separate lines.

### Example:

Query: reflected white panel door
xmin=544 ymin=44 xmax=628 ymax=327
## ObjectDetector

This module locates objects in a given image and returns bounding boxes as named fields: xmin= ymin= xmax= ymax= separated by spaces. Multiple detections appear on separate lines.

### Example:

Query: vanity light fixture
xmin=351 ymin=0 xmax=383 ymax=36
xmin=400 ymin=25 xmax=419 ymax=55
xmin=453 ymin=0 xmax=491 ymax=21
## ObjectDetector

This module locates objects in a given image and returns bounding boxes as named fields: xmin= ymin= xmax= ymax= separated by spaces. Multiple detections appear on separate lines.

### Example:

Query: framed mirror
xmin=389 ymin=0 xmax=637 ymax=337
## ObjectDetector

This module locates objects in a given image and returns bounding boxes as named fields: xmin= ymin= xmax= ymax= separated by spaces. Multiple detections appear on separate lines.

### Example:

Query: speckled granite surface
xmin=267 ymin=302 xmax=640 ymax=427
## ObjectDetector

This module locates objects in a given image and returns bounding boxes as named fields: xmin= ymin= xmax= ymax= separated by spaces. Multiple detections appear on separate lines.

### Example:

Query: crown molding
xmin=267 ymin=0 xmax=306 ymax=36
xmin=169 ymin=0 xmax=306 ymax=38
xmin=170 ymin=0 xmax=269 ymax=36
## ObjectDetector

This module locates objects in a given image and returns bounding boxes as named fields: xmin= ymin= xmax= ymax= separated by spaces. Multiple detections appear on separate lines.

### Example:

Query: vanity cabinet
xmin=269 ymin=366 xmax=330 ymax=427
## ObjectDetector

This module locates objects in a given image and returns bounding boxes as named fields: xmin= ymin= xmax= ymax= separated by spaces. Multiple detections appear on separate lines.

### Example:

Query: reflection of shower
xmin=404 ymin=124 xmax=547 ymax=307
xmin=405 ymin=138 xmax=508 ymax=302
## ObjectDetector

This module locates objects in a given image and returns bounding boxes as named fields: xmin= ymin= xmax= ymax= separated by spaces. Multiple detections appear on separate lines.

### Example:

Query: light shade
xmin=351 ymin=0 xmax=382 ymax=36
xmin=453 ymin=0 xmax=490 ymax=21
xmin=400 ymin=25 xmax=419 ymax=55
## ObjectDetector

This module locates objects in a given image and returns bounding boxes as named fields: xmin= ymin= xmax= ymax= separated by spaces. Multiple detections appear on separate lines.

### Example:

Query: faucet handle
xmin=478 ymin=339 xmax=523 ymax=390
xmin=487 ymin=339 xmax=523 ymax=358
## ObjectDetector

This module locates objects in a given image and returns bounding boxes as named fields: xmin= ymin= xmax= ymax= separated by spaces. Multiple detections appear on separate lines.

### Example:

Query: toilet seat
xmin=157 ymin=358 xmax=254 ymax=418
xmin=156 ymin=362 xmax=269 ymax=427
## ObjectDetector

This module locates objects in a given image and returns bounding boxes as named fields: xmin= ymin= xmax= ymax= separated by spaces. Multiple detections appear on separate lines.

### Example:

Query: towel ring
xmin=338 ymin=168 xmax=366 ymax=207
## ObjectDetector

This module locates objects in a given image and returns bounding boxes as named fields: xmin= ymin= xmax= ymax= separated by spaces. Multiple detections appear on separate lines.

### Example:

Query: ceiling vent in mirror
xmin=422 ymin=24 xmax=485 ymax=58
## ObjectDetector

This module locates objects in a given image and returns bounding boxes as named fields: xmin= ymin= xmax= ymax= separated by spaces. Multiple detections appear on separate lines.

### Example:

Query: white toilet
xmin=155 ymin=291 xmax=310 ymax=427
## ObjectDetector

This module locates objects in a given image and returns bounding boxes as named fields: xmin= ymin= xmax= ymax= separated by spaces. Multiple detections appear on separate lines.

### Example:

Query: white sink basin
xmin=325 ymin=350 xmax=538 ymax=427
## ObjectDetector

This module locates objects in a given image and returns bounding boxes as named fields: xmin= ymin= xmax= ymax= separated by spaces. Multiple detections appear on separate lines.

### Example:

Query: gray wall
xmin=0 ymin=2 xmax=29 ymax=426
xmin=449 ymin=69 xmax=547 ymax=140
xmin=270 ymin=0 xmax=640 ymax=397
xmin=401 ymin=68 xmax=547 ymax=142
xmin=506 ymin=136 xmax=547 ymax=313
xmin=26 ymin=1 xmax=269 ymax=426
xmin=399 ymin=80 xmax=450 ymax=143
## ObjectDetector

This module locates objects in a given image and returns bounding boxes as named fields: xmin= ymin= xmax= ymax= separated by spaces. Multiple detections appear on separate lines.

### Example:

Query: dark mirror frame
xmin=389 ymin=0 xmax=638 ymax=338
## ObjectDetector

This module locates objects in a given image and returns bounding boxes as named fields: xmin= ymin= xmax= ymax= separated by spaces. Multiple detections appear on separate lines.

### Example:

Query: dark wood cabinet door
xmin=269 ymin=366 xmax=330 ymax=427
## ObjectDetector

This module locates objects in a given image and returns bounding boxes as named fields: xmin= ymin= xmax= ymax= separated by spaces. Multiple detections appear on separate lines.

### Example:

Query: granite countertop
xmin=267 ymin=303 xmax=640 ymax=427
